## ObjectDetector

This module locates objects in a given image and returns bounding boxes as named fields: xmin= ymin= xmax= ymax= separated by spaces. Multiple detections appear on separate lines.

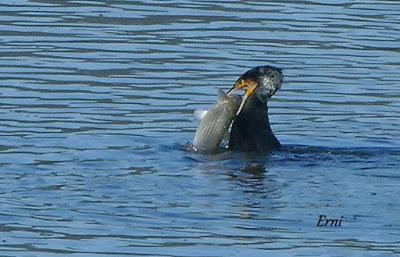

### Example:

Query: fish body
xmin=192 ymin=89 xmax=242 ymax=153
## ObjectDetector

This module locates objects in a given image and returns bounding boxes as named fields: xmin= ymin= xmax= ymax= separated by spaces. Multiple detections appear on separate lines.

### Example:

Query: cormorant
xmin=227 ymin=66 xmax=283 ymax=152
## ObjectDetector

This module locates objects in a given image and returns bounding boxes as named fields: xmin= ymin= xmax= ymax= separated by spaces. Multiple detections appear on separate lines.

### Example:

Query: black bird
xmin=227 ymin=66 xmax=283 ymax=152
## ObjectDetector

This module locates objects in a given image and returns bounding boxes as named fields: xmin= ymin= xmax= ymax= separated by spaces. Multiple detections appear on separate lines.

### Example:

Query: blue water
xmin=1 ymin=0 xmax=399 ymax=256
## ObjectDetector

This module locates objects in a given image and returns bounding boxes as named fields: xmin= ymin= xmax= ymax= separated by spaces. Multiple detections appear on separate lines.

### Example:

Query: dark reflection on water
xmin=1 ymin=0 xmax=400 ymax=256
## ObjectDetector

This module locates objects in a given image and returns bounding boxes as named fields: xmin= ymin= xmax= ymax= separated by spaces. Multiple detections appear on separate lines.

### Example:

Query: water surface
xmin=1 ymin=0 xmax=400 ymax=256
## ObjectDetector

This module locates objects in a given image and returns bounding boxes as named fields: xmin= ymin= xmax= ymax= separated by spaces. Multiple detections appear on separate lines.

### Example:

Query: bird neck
xmin=241 ymin=95 xmax=272 ymax=134
xmin=229 ymin=94 xmax=280 ymax=152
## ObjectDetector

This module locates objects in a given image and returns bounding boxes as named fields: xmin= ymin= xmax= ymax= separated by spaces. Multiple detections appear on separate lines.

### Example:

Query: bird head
xmin=227 ymin=66 xmax=283 ymax=115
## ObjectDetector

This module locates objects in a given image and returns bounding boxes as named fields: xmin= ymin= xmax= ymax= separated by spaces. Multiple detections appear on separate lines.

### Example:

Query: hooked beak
xmin=227 ymin=79 xmax=257 ymax=115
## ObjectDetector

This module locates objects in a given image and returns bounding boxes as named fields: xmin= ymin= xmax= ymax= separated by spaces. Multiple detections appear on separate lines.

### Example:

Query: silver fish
xmin=192 ymin=89 xmax=242 ymax=153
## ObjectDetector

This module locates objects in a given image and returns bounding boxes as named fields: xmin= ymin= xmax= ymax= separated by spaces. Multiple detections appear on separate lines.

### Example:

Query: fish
xmin=192 ymin=89 xmax=242 ymax=153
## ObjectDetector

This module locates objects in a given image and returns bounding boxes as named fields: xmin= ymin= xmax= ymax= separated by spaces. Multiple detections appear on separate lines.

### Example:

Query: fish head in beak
xmin=227 ymin=78 xmax=257 ymax=115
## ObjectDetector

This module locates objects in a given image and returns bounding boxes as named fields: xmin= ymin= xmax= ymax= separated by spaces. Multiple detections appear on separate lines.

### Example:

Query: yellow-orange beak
xmin=227 ymin=79 xmax=257 ymax=115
